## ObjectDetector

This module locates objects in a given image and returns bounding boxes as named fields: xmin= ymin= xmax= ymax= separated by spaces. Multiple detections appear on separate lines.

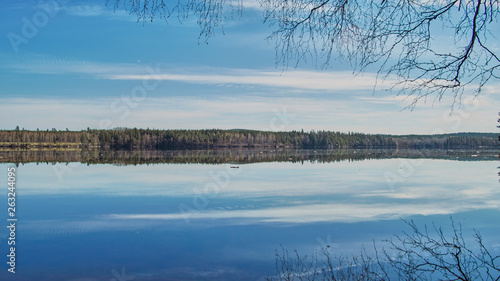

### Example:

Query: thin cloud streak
xmin=65 ymin=5 xmax=108 ymax=17
xmin=3 ymin=54 xmax=390 ymax=92
xmin=3 ymin=54 xmax=144 ymax=76
xmin=0 ymin=95 xmax=495 ymax=134
xmin=105 ymin=70 xmax=387 ymax=91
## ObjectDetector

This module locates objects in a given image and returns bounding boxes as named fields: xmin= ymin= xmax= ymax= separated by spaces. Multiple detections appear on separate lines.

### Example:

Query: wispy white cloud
xmin=32 ymin=2 xmax=129 ymax=18
xmin=0 ymin=93 xmax=496 ymax=134
xmin=65 ymin=5 xmax=106 ymax=17
xmin=13 ymin=53 xmax=499 ymax=102
xmin=60 ymin=4 xmax=132 ymax=19
xmin=355 ymin=95 xmax=416 ymax=105
xmin=2 ymin=54 xmax=391 ymax=92
xmin=105 ymin=70 xmax=387 ymax=91
xmin=3 ymin=53 xmax=142 ymax=75
xmin=2 ymin=54 xmax=497 ymax=134
xmin=242 ymin=0 xmax=263 ymax=10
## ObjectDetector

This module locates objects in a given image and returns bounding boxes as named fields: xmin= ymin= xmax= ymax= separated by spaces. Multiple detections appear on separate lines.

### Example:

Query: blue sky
xmin=0 ymin=0 xmax=498 ymax=134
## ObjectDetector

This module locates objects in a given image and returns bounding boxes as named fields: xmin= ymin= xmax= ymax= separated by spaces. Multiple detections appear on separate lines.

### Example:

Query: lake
xmin=1 ymin=149 xmax=499 ymax=280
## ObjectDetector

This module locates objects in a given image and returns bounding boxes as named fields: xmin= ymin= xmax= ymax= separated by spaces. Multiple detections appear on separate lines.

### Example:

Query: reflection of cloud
xmin=21 ymin=198 xmax=500 ymax=236
xmin=9 ymin=159 xmax=499 ymax=227
xmin=107 ymin=201 xmax=498 ymax=224
xmin=22 ymin=218 xmax=167 ymax=238
xmin=8 ymin=158 xmax=500 ymax=201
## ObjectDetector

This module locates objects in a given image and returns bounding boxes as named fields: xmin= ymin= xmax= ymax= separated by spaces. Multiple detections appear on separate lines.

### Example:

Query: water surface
xmin=1 ymin=149 xmax=499 ymax=280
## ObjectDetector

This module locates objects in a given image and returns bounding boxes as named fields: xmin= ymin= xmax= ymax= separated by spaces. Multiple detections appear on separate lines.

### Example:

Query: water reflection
xmin=0 ymin=151 xmax=498 ymax=281
xmin=0 ymin=148 xmax=497 ymax=165
xmin=16 ymin=160 xmax=499 ymax=225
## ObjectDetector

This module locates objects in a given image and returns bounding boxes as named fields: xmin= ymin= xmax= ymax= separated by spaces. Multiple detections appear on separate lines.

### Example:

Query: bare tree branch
xmin=267 ymin=219 xmax=500 ymax=280
xmin=106 ymin=0 xmax=242 ymax=43
xmin=262 ymin=0 xmax=500 ymax=108
xmin=108 ymin=0 xmax=499 ymax=108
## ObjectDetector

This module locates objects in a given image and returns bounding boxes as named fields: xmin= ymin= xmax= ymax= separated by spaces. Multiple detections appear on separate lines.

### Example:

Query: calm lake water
xmin=1 ymin=149 xmax=499 ymax=280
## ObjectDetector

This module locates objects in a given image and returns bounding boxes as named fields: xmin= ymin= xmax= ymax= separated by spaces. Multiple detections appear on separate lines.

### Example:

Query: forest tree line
xmin=0 ymin=127 xmax=496 ymax=149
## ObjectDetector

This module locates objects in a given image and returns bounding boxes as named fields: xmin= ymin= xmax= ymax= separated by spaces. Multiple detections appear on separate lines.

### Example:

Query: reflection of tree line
xmin=0 ymin=148 xmax=496 ymax=166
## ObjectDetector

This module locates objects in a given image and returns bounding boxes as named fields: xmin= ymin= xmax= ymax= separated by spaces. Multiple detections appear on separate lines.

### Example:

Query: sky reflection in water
xmin=0 ymin=157 xmax=499 ymax=280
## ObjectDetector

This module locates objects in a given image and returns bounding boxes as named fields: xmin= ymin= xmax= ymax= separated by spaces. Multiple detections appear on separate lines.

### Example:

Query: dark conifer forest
xmin=0 ymin=128 xmax=496 ymax=150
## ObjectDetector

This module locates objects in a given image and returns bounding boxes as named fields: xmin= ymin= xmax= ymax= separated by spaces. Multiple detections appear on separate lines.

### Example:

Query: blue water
xmin=0 ymin=157 xmax=499 ymax=280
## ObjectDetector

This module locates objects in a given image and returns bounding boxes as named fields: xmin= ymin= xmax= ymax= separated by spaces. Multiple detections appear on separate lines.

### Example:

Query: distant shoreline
xmin=0 ymin=128 xmax=496 ymax=150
